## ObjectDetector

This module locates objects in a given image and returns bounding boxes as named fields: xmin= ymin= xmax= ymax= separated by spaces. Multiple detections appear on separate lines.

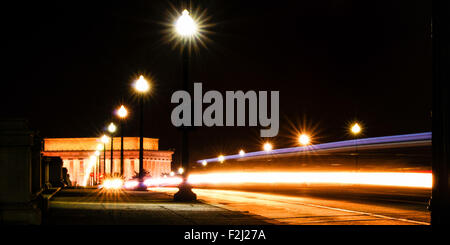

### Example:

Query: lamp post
xmin=94 ymin=149 xmax=100 ymax=184
xmin=350 ymin=123 xmax=362 ymax=172
xmin=133 ymin=75 xmax=150 ymax=189
xmin=100 ymin=134 xmax=109 ymax=178
xmin=108 ymin=122 xmax=117 ymax=176
xmin=116 ymin=105 xmax=128 ymax=177
xmin=174 ymin=9 xmax=198 ymax=201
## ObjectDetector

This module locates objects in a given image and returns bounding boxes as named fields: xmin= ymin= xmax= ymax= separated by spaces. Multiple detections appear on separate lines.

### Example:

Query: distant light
xmin=239 ymin=150 xmax=245 ymax=156
xmin=176 ymin=9 xmax=197 ymax=37
xmin=103 ymin=178 xmax=124 ymax=190
xmin=178 ymin=167 xmax=184 ymax=174
xmin=263 ymin=142 xmax=273 ymax=152
xmin=298 ymin=134 xmax=311 ymax=146
xmin=101 ymin=134 xmax=109 ymax=143
xmin=351 ymin=123 xmax=362 ymax=135
xmin=170 ymin=171 xmax=175 ymax=177
xmin=134 ymin=75 xmax=150 ymax=93
xmin=108 ymin=123 xmax=117 ymax=133
xmin=218 ymin=155 xmax=225 ymax=163
xmin=202 ymin=160 xmax=208 ymax=166
xmin=94 ymin=150 xmax=100 ymax=156
xmin=89 ymin=155 xmax=97 ymax=162
xmin=117 ymin=105 xmax=128 ymax=119
xmin=96 ymin=144 xmax=103 ymax=151
xmin=124 ymin=180 xmax=139 ymax=189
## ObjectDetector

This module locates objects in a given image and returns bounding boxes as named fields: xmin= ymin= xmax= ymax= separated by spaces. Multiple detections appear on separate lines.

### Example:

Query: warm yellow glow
xmin=351 ymin=123 xmax=361 ymax=135
xmin=202 ymin=160 xmax=208 ymax=166
xmin=263 ymin=142 xmax=273 ymax=152
xmin=96 ymin=144 xmax=103 ymax=151
xmin=81 ymin=155 xmax=98 ymax=186
xmin=103 ymin=178 xmax=124 ymax=190
xmin=176 ymin=9 xmax=197 ymax=37
xmin=218 ymin=155 xmax=225 ymax=163
xmin=101 ymin=134 xmax=109 ymax=143
xmin=117 ymin=105 xmax=128 ymax=119
xmin=170 ymin=171 xmax=175 ymax=177
xmin=94 ymin=150 xmax=100 ymax=156
xmin=134 ymin=75 xmax=150 ymax=93
xmin=239 ymin=150 xmax=245 ymax=156
xmin=185 ymin=172 xmax=432 ymax=188
xmin=298 ymin=134 xmax=311 ymax=146
xmin=108 ymin=123 xmax=117 ymax=133
xmin=178 ymin=167 xmax=184 ymax=174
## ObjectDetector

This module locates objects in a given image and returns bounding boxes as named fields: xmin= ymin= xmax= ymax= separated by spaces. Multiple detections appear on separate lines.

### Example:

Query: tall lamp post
xmin=174 ymin=9 xmax=198 ymax=201
xmin=108 ymin=123 xmax=117 ymax=176
xmin=133 ymin=75 xmax=150 ymax=189
xmin=94 ymin=149 xmax=101 ymax=184
xmin=100 ymin=134 xmax=109 ymax=179
xmin=116 ymin=105 xmax=128 ymax=177
xmin=350 ymin=123 xmax=362 ymax=172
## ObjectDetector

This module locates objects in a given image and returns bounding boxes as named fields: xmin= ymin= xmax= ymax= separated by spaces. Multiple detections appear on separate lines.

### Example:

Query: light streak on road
xmin=187 ymin=172 xmax=432 ymax=188
xmin=139 ymin=172 xmax=432 ymax=188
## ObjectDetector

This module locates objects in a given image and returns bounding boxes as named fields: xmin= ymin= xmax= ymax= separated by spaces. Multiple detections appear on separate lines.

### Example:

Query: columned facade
xmin=43 ymin=137 xmax=173 ymax=186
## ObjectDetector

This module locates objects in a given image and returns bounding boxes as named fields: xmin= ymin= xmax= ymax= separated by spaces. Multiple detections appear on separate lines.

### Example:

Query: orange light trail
xmin=187 ymin=172 xmax=432 ymax=188
xmin=139 ymin=171 xmax=432 ymax=189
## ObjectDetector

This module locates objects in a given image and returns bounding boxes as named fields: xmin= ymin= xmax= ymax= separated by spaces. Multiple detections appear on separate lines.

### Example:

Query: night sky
xmin=3 ymin=0 xmax=431 ymax=165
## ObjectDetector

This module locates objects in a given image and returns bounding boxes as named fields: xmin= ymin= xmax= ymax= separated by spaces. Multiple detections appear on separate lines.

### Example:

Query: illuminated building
xmin=43 ymin=137 xmax=173 ymax=186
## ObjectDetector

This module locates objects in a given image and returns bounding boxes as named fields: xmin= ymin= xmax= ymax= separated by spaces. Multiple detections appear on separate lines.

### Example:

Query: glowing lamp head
xmin=101 ymin=134 xmax=109 ymax=143
xmin=239 ymin=150 xmax=245 ymax=157
xmin=134 ymin=75 xmax=150 ymax=93
xmin=170 ymin=171 xmax=175 ymax=177
xmin=351 ymin=123 xmax=362 ymax=135
xmin=298 ymin=134 xmax=311 ymax=146
xmin=117 ymin=105 xmax=128 ymax=119
xmin=107 ymin=123 xmax=117 ymax=133
xmin=176 ymin=9 xmax=197 ymax=37
xmin=178 ymin=167 xmax=184 ymax=174
xmin=96 ymin=144 xmax=103 ymax=151
xmin=218 ymin=155 xmax=225 ymax=163
xmin=263 ymin=142 xmax=273 ymax=152
xmin=202 ymin=160 xmax=207 ymax=166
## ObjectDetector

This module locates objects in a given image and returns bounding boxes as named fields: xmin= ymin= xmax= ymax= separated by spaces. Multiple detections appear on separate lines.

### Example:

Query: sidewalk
xmin=44 ymin=188 xmax=273 ymax=225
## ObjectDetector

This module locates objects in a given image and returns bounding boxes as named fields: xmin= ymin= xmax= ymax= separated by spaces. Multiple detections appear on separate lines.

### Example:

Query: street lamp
xmin=239 ymin=149 xmax=245 ymax=157
xmin=201 ymin=160 xmax=207 ymax=166
xmin=108 ymin=122 xmax=116 ymax=176
xmin=175 ymin=10 xmax=197 ymax=37
xmin=350 ymin=122 xmax=362 ymax=172
xmin=263 ymin=142 xmax=273 ymax=152
xmin=174 ymin=9 xmax=199 ymax=202
xmin=94 ymin=149 xmax=100 ymax=184
xmin=100 ymin=134 xmax=109 ymax=178
xmin=298 ymin=134 xmax=311 ymax=146
xmin=133 ymin=75 xmax=150 ymax=189
xmin=116 ymin=105 xmax=128 ymax=177
xmin=218 ymin=155 xmax=225 ymax=163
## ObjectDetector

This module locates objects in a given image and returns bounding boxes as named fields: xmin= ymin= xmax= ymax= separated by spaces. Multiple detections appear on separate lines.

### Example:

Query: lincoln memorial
xmin=43 ymin=137 xmax=173 ymax=186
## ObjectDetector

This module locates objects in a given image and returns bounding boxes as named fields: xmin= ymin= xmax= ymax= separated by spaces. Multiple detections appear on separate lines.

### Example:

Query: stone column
xmin=0 ymin=119 xmax=43 ymax=224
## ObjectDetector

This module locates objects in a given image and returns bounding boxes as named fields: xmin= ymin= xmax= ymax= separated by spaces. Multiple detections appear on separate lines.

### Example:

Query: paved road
xmin=45 ymin=188 xmax=272 ymax=225
xmin=151 ymin=185 xmax=430 ymax=225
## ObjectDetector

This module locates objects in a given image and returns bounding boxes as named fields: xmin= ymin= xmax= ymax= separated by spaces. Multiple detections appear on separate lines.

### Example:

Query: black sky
xmin=2 ymin=0 xmax=431 ymax=165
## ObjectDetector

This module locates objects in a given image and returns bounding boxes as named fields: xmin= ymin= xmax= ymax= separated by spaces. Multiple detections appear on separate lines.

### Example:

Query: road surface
xmin=151 ymin=185 xmax=430 ymax=225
